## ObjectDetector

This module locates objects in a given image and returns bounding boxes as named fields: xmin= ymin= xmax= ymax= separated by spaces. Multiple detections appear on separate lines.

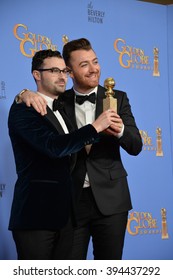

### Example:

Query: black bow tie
xmin=52 ymin=98 xmax=64 ymax=111
xmin=75 ymin=92 xmax=96 ymax=105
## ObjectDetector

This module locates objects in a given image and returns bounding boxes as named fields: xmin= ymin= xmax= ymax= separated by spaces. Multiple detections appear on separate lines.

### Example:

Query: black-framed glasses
xmin=38 ymin=67 xmax=70 ymax=75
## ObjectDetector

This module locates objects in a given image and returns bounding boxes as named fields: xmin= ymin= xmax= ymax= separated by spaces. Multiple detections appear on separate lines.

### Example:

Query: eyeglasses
xmin=38 ymin=67 xmax=70 ymax=75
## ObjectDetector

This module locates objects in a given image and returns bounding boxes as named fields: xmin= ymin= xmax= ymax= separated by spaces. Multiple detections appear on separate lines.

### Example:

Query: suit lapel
xmin=62 ymin=89 xmax=78 ymax=129
xmin=44 ymin=106 xmax=77 ymax=172
xmin=95 ymin=85 xmax=105 ymax=119
xmin=58 ymin=107 xmax=75 ymax=132
xmin=44 ymin=106 xmax=66 ymax=134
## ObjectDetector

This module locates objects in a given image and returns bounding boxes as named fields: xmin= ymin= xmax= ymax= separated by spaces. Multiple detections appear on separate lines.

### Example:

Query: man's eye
xmin=52 ymin=68 xmax=60 ymax=73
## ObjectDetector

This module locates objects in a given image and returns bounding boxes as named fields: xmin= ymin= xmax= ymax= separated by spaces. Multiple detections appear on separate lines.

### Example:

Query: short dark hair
xmin=31 ymin=49 xmax=62 ymax=72
xmin=62 ymin=38 xmax=92 ymax=66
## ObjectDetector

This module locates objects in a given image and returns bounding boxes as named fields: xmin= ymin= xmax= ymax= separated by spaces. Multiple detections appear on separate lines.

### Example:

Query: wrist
xmin=15 ymin=89 xmax=29 ymax=103
xmin=92 ymin=123 xmax=101 ymax=133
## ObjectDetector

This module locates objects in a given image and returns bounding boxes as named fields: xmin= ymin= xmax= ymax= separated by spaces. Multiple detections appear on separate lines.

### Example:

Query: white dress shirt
xmin=74 ymin=87 xmax=97 ymax=188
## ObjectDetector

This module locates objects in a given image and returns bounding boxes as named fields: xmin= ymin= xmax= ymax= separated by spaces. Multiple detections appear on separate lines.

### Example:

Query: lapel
xmin=44 ymin=105 xmax=74 ymax=134
xmin=62 ymin=89 xmax=78 ymax=129
xmin=57 ymin=105 xmax=75 ymax=132
xmin=44 ymin=106 xmax=65 ymax=134
xmin=95 ymin=85 xmax=105 ymax=119
xmin=44 ymin=106 xmax=77 ymax=171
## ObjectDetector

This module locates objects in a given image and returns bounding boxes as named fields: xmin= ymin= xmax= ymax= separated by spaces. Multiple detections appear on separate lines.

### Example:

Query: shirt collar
xmin=73 ymin=86 xmax=98 ymax=96
xmin=37 ymin=92 xmax=58 ymax=110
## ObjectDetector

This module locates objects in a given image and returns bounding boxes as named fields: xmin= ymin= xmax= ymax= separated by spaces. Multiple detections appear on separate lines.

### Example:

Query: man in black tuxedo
xmin=17 ymin=38 xmax=142 ymax=260
xmin=8 ymin=49 xmax=118 ymax=260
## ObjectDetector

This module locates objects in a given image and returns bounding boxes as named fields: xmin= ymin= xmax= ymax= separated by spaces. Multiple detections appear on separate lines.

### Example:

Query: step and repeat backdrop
xmin=0 ymin=0 xmax=173 ymax=260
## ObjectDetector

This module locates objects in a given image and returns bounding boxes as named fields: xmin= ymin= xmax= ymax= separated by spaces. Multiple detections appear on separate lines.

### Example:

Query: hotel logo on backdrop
xmin=114 ymin=38 xmax=160 ymax=76
xmin=87 ymin=2 xmax=105 ymax=24
xmin=127 ymin=208 xmax=169 ymax=239
xmin=13 ymin=24 xmax=58 ymax=57
xmin=0 ymin=81 xmax=6 ymax=99
xmin=140 ymin=127 xmax=163 ymax=156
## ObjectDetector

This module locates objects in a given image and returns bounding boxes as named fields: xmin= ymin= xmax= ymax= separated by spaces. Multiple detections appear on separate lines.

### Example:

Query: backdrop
xmin=0 ymin=0 xmax=173 ymax=260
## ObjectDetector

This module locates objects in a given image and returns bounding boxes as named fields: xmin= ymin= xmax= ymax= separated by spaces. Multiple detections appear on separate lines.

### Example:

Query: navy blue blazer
xmin=8 ymin=101 xmax=99 ymax=230
xmin=59 ymin=85 xmax=143 ymax=215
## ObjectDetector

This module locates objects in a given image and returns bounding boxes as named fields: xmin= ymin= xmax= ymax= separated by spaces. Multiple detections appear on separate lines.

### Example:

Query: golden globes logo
xmin=139 ymin=127 xmax=163 ymax=156
xmin=114 ymin=38 xmax=160 ymax=76
xmin=127 ymin=209 xmax=169 ymax=239
xmin=127 ymin=211 xmax=159 ymax=236
xmin=140 ymin=130 xmax=154 ymax=151
xmin=13 ymin=24 xmax=57 ymax=58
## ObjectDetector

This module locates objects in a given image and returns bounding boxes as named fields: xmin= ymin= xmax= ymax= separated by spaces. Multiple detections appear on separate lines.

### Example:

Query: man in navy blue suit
xmin=17 ymin=38 xmax=142 ymax=260
xmin=8 ymin=49 xmax=117 ymax=260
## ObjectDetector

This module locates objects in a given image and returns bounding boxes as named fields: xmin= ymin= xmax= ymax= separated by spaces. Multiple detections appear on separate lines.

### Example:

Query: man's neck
xmin=37 ymin=89 xmax=59 ymax=100
xmin=73 ymin=86 xmax=98 ymax=95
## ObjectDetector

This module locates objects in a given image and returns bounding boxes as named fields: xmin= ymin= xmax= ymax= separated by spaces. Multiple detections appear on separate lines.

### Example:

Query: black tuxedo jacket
xmin=60 ymin=85 xmax=143 ymax=215
xmin=8 ymin=101 xmax=99 ymax=230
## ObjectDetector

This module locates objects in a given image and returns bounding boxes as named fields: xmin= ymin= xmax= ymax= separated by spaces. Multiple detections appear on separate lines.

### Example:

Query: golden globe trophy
xmin=161 ymin=208 xmax=169 ymax=239
xmin=153 ymin=47 xmax=160 ymax=77
xmin=156 ymin=127 xmax=163 ymax=156
xmin=103 ymin=77 xmax=117 ymax=113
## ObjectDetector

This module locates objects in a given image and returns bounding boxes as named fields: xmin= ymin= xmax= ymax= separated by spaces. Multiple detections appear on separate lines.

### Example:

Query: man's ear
xmin=32 ymin=70 xmax=41 ymax=81
xmin=68 ymin=70 xmax=74 ymax=79
xmin=66 ymin=67 xmax=73 ymax=78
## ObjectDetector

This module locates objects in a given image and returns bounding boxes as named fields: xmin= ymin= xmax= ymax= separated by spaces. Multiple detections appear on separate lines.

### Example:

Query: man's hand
xmin=92 ymin=109 xmax=119 ymax=133
xmin=20 ymin=90 xmax=47 ymax=116
xmin=104 ymin=113 xmax=124 ymax=137
xmin=93 ymin=109 xmax=124 ymax=138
